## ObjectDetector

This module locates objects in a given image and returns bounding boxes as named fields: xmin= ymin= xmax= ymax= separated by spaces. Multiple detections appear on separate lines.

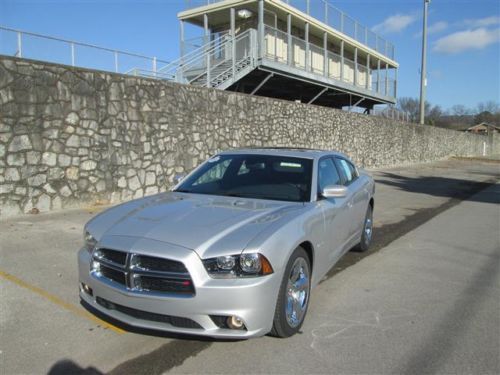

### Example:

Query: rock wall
xmin=0 ymin=56 xmax=497 ymax=217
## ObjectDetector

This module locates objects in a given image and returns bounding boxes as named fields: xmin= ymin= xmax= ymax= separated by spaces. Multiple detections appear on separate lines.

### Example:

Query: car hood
xmin=87 ymin=192 xmax=304 ymax=258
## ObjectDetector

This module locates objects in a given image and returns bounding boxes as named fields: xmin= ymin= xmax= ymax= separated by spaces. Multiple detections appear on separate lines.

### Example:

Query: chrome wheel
xmin=285 ymin=257 xmax=310 ymax=328
xmin=364 ymin=209 xmax=373 ymax=246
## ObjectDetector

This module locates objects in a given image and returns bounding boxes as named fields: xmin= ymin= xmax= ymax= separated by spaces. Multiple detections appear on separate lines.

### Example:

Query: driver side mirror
xmin=321 ymin=185 xmax=348 ymax=199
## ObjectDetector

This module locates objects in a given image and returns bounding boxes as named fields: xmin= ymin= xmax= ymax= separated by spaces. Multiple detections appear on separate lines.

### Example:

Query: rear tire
xmin=353 ymin=204 xmax=373 ymax=252
xmin=270 ymin=246 xmax=311 ymax=338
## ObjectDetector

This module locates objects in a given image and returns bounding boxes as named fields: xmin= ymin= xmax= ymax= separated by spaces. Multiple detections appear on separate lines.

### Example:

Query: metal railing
xmin=263 ymin=26 xmax=396 ymax=99
xmin=0 ymin=26 xmax=170 ymax=76
xmin=371 ymin=107 xmax=410 ymax=122
xmin=183 ymin=0 xmax=395 ymax=60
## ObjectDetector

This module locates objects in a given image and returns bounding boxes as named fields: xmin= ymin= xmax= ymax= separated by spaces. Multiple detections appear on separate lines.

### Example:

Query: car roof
xmin=218 ymin=147 xmax=348 ymax=160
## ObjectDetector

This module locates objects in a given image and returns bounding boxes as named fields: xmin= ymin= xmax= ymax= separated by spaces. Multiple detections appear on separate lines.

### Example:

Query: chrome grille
xmin=91 ymin=248 xmax=195 ymax=296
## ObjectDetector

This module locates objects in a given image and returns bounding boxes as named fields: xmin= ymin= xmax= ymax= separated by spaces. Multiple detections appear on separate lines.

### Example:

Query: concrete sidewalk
xmin=0 ymin=158 xmax=499 ymax=374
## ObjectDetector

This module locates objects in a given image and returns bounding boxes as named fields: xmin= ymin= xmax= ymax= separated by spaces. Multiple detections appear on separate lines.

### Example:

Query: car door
xmin=316 ymin=157 xmax=353 ymax=270
xmin=334 ymin=157 xmax=368 ymax=240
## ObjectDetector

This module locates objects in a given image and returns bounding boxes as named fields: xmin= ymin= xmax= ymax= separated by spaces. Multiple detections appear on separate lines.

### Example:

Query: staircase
xmin=189 ymin=55 xmax=253 ymax=89
xmin=130 ymin=29 xmax=256 ymax=91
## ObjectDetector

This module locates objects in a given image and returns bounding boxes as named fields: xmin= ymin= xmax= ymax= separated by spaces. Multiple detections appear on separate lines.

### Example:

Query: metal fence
xmin=372 ymin=107 xmax=410 ymax=122
xmin=0 ymin=26 xmax=170 ymax=76
xmin=184 ymin=0 xmax=395 ymax=60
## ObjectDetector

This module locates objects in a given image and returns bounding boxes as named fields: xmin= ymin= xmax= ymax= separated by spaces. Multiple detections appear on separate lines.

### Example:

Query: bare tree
xmin=450 ymin=104 xmax=471 ymax=117
xmin=476 ymin=101 xmax=499 ymax=115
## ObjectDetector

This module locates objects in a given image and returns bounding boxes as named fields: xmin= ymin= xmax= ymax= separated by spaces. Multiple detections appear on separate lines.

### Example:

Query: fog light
xmin=80 ymin=282 xmax=93 ymax=296
xmin=227 ymin=316 xmax=245 ymax=330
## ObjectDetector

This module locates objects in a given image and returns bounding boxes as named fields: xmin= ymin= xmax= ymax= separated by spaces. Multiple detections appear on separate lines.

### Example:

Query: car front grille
xmin=91 ymin=248 xmax=195 ymax=296
xmin=96 ymin=296 xmax=202 ymax=329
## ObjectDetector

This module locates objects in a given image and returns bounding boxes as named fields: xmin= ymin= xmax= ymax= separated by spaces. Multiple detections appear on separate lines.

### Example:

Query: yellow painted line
xmin=0 ymin=269 xmax=125 ymax=334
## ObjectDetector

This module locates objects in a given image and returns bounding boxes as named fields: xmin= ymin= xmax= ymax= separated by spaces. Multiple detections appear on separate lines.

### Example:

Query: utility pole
xmin=419 ymin=0 xmax=430 ymax=125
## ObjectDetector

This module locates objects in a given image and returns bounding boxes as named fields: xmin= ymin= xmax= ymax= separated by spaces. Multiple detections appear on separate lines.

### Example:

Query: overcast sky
xmin=1 ymin=0 xmax=499 ymax=111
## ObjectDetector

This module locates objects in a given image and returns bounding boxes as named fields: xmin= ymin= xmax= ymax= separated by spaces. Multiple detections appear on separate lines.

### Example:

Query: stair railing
xmin=204 ymin=29 xmax=255 ymax=88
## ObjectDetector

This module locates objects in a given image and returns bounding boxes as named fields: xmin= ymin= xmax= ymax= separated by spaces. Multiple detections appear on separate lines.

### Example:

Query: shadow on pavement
xmin=375 ymin=173 xmax=499 ymax=204
xmin=47 ymin=360 xmax=103 ymax=375
xmin=322 ymin=177 xmax=497 ymax=283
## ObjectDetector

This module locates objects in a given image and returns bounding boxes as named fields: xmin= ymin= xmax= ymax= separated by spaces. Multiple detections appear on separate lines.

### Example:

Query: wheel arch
xmin=298 ymin=240 xmax=314 ymax=274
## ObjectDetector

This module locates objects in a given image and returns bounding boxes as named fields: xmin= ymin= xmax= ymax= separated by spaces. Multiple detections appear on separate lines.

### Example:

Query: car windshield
xmin=175 ymin=154 xmax=313 ymax=202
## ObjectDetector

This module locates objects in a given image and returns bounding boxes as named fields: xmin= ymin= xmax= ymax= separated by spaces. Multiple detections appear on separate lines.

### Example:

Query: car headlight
xmin=83 ymin=230 xmax=97 ymax=254
xmin=203 ymin=253 xmax=273 ymax=278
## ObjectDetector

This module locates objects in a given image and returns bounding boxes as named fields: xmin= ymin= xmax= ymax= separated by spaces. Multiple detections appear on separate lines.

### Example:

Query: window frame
xmin=333 ymin=157 xmax=359 ymax=187
xmin=317 ymin=155 xmax=343 ymax=197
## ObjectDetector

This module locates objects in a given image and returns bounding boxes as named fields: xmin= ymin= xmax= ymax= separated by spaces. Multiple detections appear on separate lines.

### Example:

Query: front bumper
xmin=78 ymin=238 xmax=281 ymax=338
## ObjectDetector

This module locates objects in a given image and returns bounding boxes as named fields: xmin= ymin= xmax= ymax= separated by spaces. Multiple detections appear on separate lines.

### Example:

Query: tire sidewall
xmin=359 ymin=204 xmax=373 ymax=252
xmin=273 ymin=246 xmax=311 ymax=337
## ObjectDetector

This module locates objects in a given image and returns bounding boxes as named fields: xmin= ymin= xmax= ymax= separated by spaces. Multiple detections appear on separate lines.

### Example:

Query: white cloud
xmin=373 ymin=14 xmax=417 ymax=34
xmin=433 ymin=27 xmax=500 ymax=54
xmin=428 ymin=21 xmax=448 ymax=34
xmin=465 ymin=16 xmax=500 ymax=28
xmin=414 ymin=21 xmax=448 ymax=38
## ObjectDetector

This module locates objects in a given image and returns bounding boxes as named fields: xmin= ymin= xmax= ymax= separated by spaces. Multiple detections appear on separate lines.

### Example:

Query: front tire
xmin=270 ymin=246 xmax=311 ymax=338
xmin=353 ymin=204 xmax=373 ymax=252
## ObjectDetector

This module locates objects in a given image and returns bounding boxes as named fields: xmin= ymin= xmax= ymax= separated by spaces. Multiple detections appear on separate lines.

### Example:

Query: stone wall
xmin=0 ymin=56 xmax=497 ymax=217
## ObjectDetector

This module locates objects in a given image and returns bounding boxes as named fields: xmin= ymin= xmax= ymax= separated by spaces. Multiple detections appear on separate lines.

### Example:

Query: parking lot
xmin=1 ymin=157 xmax=499 ymax=374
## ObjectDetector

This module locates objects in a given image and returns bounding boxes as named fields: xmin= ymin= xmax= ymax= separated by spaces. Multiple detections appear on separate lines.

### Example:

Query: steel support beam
xmin=350 ymin=97 xmax=365 ymax=111
xmin=204 ymin=14 xmax=210 ymax=87
xmin=180 ymin=20 xmax=185 ymax=63
xmin=258 ymin=0 xmax=264 ymax=59
xmin=287 ymin=13 xmax=292 ymax=66
xmin=340 ymin=40 xmax=344 ymax=81
xmin=323 ymin=32 xmax=328 ymax=78
xmin=305 ymin=22 xmax=310 ymax=72
xmin=385 ymin=63 xmax=389 ymax=96
xmin=395 ymin=68 xmax=398 ymax=98
xmin=354 ymin=47 xmax=358 ymax=86
xmin=308 ymin=87 xmax=328 ymax=104
xmin=251 ymin=73 xmax=274 ymax=95
xmin=377 ymin=59 xmax=381 ymax=94
xmin=366 ymin=54 xmax=370 ymax=90
xmin=230 ymin=8 xmax=236 ymax=78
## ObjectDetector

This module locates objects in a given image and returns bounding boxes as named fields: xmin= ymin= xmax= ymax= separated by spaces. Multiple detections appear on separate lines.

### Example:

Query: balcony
xmin=262 ymin=26 xmax=396 ymax=100
xmin=182 ymin=0 xmax=395 ymax=61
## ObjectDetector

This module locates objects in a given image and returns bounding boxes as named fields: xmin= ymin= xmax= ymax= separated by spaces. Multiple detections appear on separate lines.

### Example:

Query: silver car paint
xmin=79 ymin=149 xmax=374 ymax=338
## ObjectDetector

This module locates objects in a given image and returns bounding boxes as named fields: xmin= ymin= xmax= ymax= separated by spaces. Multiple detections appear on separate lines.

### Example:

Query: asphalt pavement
xmin=0 ymin=157 xmax=499 ymax=374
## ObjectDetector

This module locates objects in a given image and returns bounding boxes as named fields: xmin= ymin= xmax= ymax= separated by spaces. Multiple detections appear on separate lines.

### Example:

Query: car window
xmin=176 ymin=154 xmax=313 ymax=202
xmin=318 ymin=158 xmax=341 ymax=192
xmin=193 ymin=158 xmax=231 ymax=185
xmin=336 ymin=158 xmax=358 ymax=186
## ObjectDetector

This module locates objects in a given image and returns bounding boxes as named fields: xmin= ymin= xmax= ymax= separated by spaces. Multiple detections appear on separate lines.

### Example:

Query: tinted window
xmin=193 ymin=159 xmax=231 ymax=185
xmin=336 ymin=158 xmax=358 ymax=185
xmin=318 ymin=158 xmax=341 ymax=192
xmin=176 ymin=154 xmax=313 ymax=202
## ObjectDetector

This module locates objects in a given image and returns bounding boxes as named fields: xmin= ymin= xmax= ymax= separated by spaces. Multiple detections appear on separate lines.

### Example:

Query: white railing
xmin=0 ymin=26 xmax=170 ymax=76
xmin=184 ymin=0 xmax=395 ymax=60
xmin=288 ymin=0 xmax=395 ymax=60
xmin=371 ymin=107 xmax=411 ymax=122
xmin=263 ymin=25 xmax=396 ymax=99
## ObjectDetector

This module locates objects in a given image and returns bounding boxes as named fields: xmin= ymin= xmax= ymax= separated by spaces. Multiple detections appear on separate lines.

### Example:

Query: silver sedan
xmin=78 ymin=148 xmax=375 ymax=338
